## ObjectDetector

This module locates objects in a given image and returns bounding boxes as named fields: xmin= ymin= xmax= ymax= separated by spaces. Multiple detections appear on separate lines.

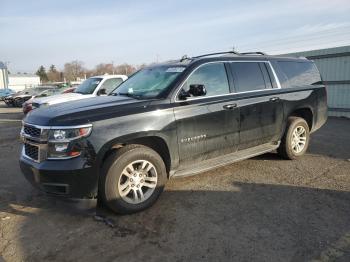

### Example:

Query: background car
xmin=0 ymin=89 xmax=15 ymax=101
xmin=23 ymin=88 xmax=63 ymax=114
xmin=61 ymin=86 xmax=77 ymax=93
xmin=29 ymin=75 xmax=127 ymax=111
xmin=4 ymin=86 xmax=57 ymax=107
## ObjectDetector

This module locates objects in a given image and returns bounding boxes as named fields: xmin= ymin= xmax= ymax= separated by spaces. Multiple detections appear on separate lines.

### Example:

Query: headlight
xmin=48 ymin=126 xmax=92 ymax=141
xmin=47 ymin=125 xmax=92 ymax=159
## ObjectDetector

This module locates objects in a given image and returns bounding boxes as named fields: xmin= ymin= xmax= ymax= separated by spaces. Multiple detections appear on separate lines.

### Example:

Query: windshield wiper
xmin=115 ymin=92 xmax=142 ymax=99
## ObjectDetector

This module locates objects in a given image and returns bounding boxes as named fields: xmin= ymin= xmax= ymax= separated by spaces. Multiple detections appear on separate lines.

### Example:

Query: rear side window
xmin=277 ymin=61 xmax=321 ymax=87
xmin=182 ymin=63 xmax=230 ymax=97
xmin=230 ymin=62 xmax=267 ymax=93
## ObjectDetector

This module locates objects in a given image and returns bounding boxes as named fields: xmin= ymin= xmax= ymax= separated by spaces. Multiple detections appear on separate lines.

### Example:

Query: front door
xmin=173 ymin=62 xmax=240 ymax=166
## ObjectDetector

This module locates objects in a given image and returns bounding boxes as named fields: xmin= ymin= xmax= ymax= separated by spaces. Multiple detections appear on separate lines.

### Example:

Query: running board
xmin=170 ymin=142 xmax=279 ymax=178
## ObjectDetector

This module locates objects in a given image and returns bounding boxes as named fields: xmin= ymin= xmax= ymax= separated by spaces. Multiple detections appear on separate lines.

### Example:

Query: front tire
xmin=99 ymin=145 xmax=167 ymax=214
xmin=277 ymin=117 xmax=310 ymax=160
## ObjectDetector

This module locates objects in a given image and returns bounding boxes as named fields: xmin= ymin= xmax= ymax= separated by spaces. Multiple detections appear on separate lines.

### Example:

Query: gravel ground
xmin=0 ymin=102 xmax=350 ymax=262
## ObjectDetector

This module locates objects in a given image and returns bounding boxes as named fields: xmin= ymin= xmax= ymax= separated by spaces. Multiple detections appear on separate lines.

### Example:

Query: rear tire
xmin=99 ymin=145 xmax=167 ymax=214
xmin=277 ymin=117 xmax=310 ymax=160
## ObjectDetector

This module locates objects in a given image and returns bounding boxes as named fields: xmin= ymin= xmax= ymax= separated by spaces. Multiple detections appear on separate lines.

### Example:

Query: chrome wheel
xmin=118 ymin=160 xmax=158 ymax=204
xmin=291 ymin=125 xmax=307 ymax=154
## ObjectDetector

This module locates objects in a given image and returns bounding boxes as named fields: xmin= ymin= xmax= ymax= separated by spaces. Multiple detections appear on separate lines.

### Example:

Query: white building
xmin=8 ymin=74 xmax=41 ymax=91
xmin=0 ymin=61 xmax=41 ymax=91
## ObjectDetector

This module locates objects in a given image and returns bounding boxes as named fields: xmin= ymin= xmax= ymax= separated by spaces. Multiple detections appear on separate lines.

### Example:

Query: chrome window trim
xmin=174 ymin=60 xmax=282 ymax=102
xmin=267 ymin=61 xmax=282 ymax=89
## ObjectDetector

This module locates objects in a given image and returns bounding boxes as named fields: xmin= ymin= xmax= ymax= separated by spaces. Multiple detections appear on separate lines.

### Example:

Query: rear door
xmin=228 ymin=61 xmax=283 ymax=150
xmin=173 ymin=62 xmax=240 ymax=166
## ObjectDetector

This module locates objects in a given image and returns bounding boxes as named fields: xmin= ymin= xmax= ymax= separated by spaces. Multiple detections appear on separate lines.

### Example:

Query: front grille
xmin=24 ymin=125 xmax=41 ymax=138
xmin=24 ymin=143 xmax=39 ymax=161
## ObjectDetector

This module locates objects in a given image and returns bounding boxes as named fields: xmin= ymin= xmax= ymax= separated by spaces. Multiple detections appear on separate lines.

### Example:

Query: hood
xmin=13 ymin=94 xmax=33 ymax=99
xmin=24 ymin=95 xmax=150 ymax=126
xmin=31 ymin=92 xmax=88 ymax=105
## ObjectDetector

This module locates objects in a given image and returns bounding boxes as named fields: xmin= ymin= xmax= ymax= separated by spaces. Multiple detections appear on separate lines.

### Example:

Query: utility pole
xmin=4 ymin=61 xmax=10 ymax=89
xmin=111 ymin=61 xmax=115 ymax=74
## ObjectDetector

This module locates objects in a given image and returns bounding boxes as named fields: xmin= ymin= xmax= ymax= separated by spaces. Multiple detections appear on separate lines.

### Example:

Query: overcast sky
xmin=1 ymin=0 xmax=350 ymax=73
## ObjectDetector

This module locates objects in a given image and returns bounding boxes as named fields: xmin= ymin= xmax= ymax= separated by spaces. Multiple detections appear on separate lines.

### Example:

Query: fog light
xmin=55 ymin=143 xmax=69 ymax=152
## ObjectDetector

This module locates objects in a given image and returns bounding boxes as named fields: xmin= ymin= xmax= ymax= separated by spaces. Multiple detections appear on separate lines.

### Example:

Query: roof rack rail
xmin=193 ymin=51 xmax=240 ymax=59
xmin=180 ymin=51 xmax=240 ymax=62
xmin=180 ymin=51 xmax=269 ymax=62
xmin=241 ymin=52 xmax=267 ymax=55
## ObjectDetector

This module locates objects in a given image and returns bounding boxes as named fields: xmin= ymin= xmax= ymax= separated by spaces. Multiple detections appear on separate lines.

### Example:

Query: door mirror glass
xmin=178 ymin=89 xmax=190 ymax=100
xmin=97 ymin=88 xmax=107 ymax=96
xmin=188 ymin=84 xmax=206 ymax=97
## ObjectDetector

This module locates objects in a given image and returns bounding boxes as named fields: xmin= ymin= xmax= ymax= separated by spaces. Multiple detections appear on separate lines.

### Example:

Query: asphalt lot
xmin=0 ymin=101 xmax=350 ymax=262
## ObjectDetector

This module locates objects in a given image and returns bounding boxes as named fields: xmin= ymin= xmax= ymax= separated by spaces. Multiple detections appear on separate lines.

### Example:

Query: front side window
xmin=75 ymin=78 xmax=102 ymax=95
xmin=230 ymin=62 xmax=266 ymax=93
xmin=101 ymin=78 xmax=123 ymax=94
xmin=111 ymin=66 xmax=185 ymax=99
xmin=181 ymin=63 xmax=230 ymax=98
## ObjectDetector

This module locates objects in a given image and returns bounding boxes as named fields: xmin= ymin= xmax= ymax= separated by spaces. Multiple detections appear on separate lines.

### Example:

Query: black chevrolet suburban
xmin=20 ymin=51 xmax=327 ymax=214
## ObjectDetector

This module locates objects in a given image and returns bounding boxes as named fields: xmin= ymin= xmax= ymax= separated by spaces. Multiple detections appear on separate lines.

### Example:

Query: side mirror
xmin=178 ymin=89 xmax=190 ymax=100
xmin=188 ymin=84 xmax=206 ymax=97
xmin=97 ymin=88 xmax=107 ymax=96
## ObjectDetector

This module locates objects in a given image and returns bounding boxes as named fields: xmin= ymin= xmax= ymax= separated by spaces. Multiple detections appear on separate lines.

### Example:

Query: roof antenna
xmin=232 ymin=44 xmax=237 ymax=52
xmin=180 ymin=55 xmax=189 ymax=62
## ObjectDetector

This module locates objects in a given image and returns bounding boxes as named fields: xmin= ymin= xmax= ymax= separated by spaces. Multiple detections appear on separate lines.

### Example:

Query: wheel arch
xmin=288 ymin=107 xmax=314 ymax=131
xmin=96 ymin=133 xmax=172 ymax=176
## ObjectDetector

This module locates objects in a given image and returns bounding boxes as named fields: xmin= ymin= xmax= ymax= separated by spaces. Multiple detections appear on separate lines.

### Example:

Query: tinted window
xmin=182 ymin=63 xmax=229 ymax=97
xmin=101 ymin=78 xmax=123 ymax=93
xmin=230 ymin=62 xmax=266 ymax=92
xmin=277 ymin=61 xmax=321 ymax=87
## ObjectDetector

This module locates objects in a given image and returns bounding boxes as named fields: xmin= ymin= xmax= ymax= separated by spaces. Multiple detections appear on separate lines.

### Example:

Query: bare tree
xmin=94 ymin=63 xmax=114 ymax=75
xmin=91 ymin=63 xmax=137 ymax=76
xmin=64 ymin=60 xmax=86 ymax=81
xmin=114 ymin=63 xmax=137 ymax=76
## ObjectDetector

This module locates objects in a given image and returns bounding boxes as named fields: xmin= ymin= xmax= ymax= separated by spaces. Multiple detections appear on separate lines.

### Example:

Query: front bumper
xmin=20 ymin=151 xmax=99 ymax=204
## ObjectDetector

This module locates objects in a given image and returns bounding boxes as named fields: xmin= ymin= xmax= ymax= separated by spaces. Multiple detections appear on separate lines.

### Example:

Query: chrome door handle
xmin=270 ymin=97 xmax=280 ymax=102
xmin=223 ymin=104 xmax=237 ymax=110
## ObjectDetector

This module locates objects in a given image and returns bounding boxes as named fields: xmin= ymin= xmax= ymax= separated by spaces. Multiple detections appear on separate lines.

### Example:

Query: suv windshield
xmin=75 ymin=78 xmax=102 ymax=95
xmin=111 ymin=66 xmax=185 ymax=99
